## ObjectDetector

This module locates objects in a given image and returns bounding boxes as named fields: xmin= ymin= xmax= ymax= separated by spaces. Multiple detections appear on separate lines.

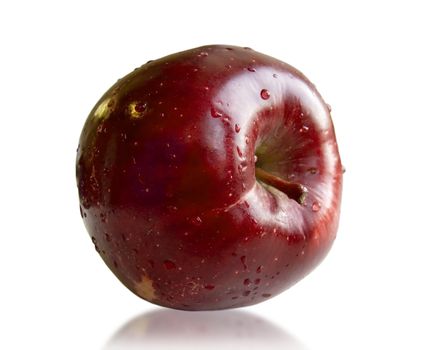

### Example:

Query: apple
xmin=76 ymin=45 xmax=343 ymax=310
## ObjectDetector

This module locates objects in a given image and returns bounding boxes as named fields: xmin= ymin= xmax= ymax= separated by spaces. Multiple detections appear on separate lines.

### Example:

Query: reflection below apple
xmin=104 ymin=309 xmax=309 ymax=350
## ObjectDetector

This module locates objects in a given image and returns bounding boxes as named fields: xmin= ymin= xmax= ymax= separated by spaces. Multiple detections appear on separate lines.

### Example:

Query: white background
xmin=1 ymin=1 xmax=443 ymax=349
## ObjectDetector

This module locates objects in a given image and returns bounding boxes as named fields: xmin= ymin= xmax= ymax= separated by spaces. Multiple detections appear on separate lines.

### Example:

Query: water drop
xmin=312 ymin=201 xmax=321 ymax=212
xmin=342 ymin=166 xmax=346 ymax=174
xmin=260 ymin=89 xmax=270 ymax=100
xmin=254 ymin=155 xmax=258 ymax=163
xmin=307 ymin=167 xmax=318 ymax=174
xmin=262 ymin=293 xmax=272 ymax=298
xmin=135 ymin=102 xmax=147 ymax=113
xmin=105 ymin=233 xmax=111 ymax=242
xmin=254 ymin=278 xmax=261 ymax=285
xmin=242 ymin=290 xmax=251 ymax=297
xmin=247 ymin=67 xmax=256 ymax=72
xmin=299 ymin=125 xmax=309 ymax=133
xmin=191 ymin=216 xmax=203 ymax=226
xmin=326 ymin=103 xmax=332 ymax=112
xmin=235 ymin=124 xmax=241 ymax=133
xmin=100 ymin=213 xmax=107 ymax=223
xmin=272 ymin=73 xmax=278 ymax=78
xmin=243 ymin=278 xmax=252 ymax=286
xmin=163 ymin=260 xmax=176 ymax=270
xmin=210 ymin=107 xmax=223 ymax=118
xmin=256 ymin=265 xmax=264 ymax=273
xmin=204 ymin=284 xmax=215 ymax=290
xmin=240 ymin=256 xmax=247 ymax=270
xmin=236 ymin=146 xmax=243 ymax=157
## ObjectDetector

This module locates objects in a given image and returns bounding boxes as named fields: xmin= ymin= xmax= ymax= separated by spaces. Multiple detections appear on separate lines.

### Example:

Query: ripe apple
xmin=76 ymin=45 xmax=343 ymax=310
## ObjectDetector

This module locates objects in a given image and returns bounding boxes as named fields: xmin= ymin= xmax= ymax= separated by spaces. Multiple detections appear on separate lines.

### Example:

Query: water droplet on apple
xmin=135 ymin=102 xmax=147 ymax=113
xmin=243 ymin=278 xmax=252 ymax=286
xmin=247 ymin=67 xmax=256 ymax=72
xmin=262 ymin=293 xmax=272 ymax=298
xmin=240 ymin=256 xmax=247 ymax=270
xmin=204 ymin=284 xmax=215 ymax=290
xmin=260 ymin=89 xmax=270 ymax=100
xmin=163 ymin=260 xmax=176 ymax=270
xmin=273 ymin=73 xmax=278 ymax=78
xmin=326 ymin=103 xmax=332 ymax=112
xmin=100 ymin=213 xmax=108 ymax=223
xmin=105 ymin=233 xmax=111 ymax=242
xmin=254 ymin=278 xmax=261 ymax=285
xmin=298 ymin=125 xmax=308 ymax=134
xmin=210 ymin=107 xmax=223 ymax=118
xmin=235 ymin=124 xmax=241 ymax=133
xmin=311 ymin=201 xmax=321 ymax=212
xmin=342 ymin=166 xmax=346 ymax=173
xmin=191 ymin=216 xmax=203 ymax=226
xmin=256 ymin=265 xmax=264 ymax=273
xmin=236 ymin=146 xmax=243 ymax=157
xmin=307 ymin=167 xmax=318 ymax=174
xmin=254 ymin=155 xmax=258 ymax=163
xmin=243 ymin=291 xmax=251 ymax=297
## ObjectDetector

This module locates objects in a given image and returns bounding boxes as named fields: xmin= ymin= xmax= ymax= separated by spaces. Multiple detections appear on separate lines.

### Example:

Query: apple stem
xmin=255 ymin=167 xmax=308 ymax=205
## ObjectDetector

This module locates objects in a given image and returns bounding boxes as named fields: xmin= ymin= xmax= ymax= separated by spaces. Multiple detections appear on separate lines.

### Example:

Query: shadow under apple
xmin=103 ymin=308 xmax=309 ymax=350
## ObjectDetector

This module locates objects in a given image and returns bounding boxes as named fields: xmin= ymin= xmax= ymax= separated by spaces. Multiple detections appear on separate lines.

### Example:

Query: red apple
xmin=76 ymin=45 xmax=343 ymax=310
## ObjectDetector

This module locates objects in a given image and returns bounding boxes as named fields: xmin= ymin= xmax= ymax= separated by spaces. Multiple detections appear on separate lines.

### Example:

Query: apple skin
xmin=76 ymin=45 xmax=342 ymax=310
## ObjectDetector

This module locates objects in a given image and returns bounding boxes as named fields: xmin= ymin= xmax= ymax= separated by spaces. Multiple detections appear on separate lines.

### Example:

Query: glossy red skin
xmin=76 ymin=45 xmax=342 ymax=310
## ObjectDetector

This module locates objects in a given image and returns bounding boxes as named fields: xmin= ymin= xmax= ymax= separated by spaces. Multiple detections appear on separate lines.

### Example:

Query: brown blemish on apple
xmin=134 ymin=275 xmax=156 ymax=301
